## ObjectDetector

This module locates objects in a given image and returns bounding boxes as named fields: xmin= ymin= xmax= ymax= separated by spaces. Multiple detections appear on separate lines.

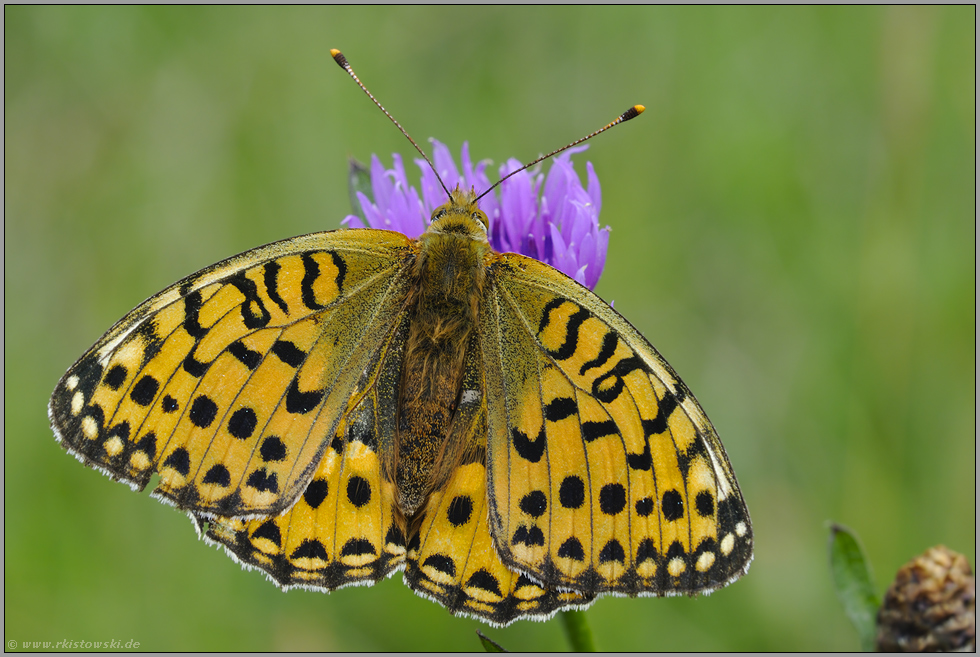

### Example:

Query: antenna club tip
xmin=330 ymin=49 xmax=348 ymax=67
xmin=621 ymin=105 xmax=645 ymax=122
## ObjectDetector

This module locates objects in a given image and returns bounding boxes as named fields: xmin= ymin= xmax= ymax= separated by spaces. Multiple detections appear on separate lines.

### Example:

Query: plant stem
xmin=560 ymin=610 xmax=595 ymax=652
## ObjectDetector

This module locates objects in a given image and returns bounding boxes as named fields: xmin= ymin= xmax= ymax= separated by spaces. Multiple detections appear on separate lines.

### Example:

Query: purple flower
xmin=343 ymin=140 xmax=610 ymax=290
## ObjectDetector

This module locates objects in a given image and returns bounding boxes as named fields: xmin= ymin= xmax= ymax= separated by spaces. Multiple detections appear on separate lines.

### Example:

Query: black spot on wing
xmin=103 ymin=365 xmax=128 ymax=390
xmin=135 ymin=432 xmax=157 ymax=458
xmin=182 ymin=350 xmax=209 ymax=378
xmin=559 ymin=476 xmax=586 ymax=509
xmin=662 ymin=489 xmax=684 ymax=521
xmin=163 ymin=448 xmax=191 ymax=476
xmin=512 ymin=525 xmax=545 ymax=547
xmin=107 ymin=421 xmax=130 ymax=442
xmin=252 ymin=520 xmax=281 ymax=547
xmin=636 ymin=538 xmax=658 ymax=563
xmin=263 ymin=261 xmax=289 ymax=315
xmin=592 ymin=356 xmax=647 ymax=404
xmin=291 ymin=539 xmax=328 ymax=561
xmin=135 ymin=319 xmax=164 ymax=365
xmin=227 ymin=341 xmax=261 ymax=370
xmin=182 ymin=288 xmax=206 ymax=339
xmin=511 ymin=426 xmax=545 ymax=463
xmin=642 ymin=389 xmax=678 ymax=436
xmin=696 ymin=491 xmax=715 ymax=517
xmin=540 ymin=300 xmax=591 ymax=361
xmin=202 ymin=464 xmax=231 ymax=487
xmin=246 ymin=469 xmax=279 ymax=494
xmin=300 ymin=254 xmax=326 ymax=311
xmin=303 ymin=478 xmax=329 ymax=508
xmin=627 ymin=441 xmax=652 ymax=471
xmin=677 ymin=433 xmax=708 ymax=477
xmin=423 ymin=554 xmax=456 ymax=577
xmin=385 ymin=525 xmax=406 ymax=548
xmin=466 ymin=569 xmax=502 ymax=596
xmin=229 ymin=272 xmax=271 ymax=329
xmin=64 ymin=355 xmax=103 ymax=400
xmin=129 ymin=375 xmax=159 ymax=406
xmin=666 ymin=540 xmax=685 ymax=560
xmin=635 ymin=497 xmax=654 ymax=516
xmin=328 ymin=251 xmax=346 ymax=295
xmin=519 ymin=490 xmax=547 ymax=518
xmin=285 ymin=379 xmax=324 ymax=414
xmin=346 ymin=476 xmax=371 ymax=507
xmin=227 ymin=407 xmax=257 ymax=439
xmin=557 ymin=537 xmax=585 ymax=561
xmin=260 ymin=436 xmax=287 ymax=462
xmin=340 ymin=538 xmax=375 ymax=557
xmin=544 ymin=397 xmax=577 ymax=422
xmin=579 ymin=331 xmax=618 ymax=375
xmin=406 ymin=530 xmax=421 ymax=553
xmin=599 ymin=483 xmax=627 ymax=515
xmin=537 ymin=298 xmax=565 ymax=336
xmin=582 ymin=419 xmax=617 ymax=443
xmin=599 ymin=539 xmax=625 ymax=564
xmin=447 ymin=495 xmax=473 ymax=527
xmin=301 ymin=251 xmax=346 ymax=312
xmin=83 ymin=402 xmax=105 ymax=428
xmin=271 ymin=340 xmax=306 ymax=368
xmin=189 ymin=396 xmax=218 ymax=428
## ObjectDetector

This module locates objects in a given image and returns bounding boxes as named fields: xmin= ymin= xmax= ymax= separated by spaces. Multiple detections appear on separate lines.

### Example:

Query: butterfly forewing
xmin=481 ymin=254 xmax=753 ymax=596
xmin=49 ymin=229 xmax=414 ymax=518
xmin=205 ymin=309 xmax=409 ymax=590
xmin=205 ymin=324 xmax=408 ymax=591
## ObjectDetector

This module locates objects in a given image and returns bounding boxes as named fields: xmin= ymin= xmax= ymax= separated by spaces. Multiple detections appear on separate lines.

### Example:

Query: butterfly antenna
xmin=475 ymin=105 xmax=645 ymax=203
xmin=331 ymin=49 xmax=452 ymax=199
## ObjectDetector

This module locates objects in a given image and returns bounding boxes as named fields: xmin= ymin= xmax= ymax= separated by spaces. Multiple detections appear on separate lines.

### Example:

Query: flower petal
xmin=586 ymin=161 xmax=602 ymax=216
xmin=349 ymin=140 xmax=608 ymax=289
xmin=369 ymin=155 xmax=393 ymax=213
xmin=342 ymin=214 xmax=366 ymax=229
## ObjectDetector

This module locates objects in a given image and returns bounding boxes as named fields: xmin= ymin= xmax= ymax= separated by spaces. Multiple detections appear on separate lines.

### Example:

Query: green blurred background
xmin=5 ymin=6 xmax=974 ymax=651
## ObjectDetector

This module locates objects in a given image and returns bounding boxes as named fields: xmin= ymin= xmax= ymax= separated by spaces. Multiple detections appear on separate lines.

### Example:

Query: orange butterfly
xmin=49 ymin=49 xmax=752 ymax=626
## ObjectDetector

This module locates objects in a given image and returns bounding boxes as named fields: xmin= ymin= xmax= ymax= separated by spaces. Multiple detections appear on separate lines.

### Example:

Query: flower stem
xmin=560 ymin=610 xmax=596 ymax=652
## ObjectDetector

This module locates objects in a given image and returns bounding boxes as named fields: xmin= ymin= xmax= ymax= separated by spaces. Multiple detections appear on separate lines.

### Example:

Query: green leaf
xmin=560 ymin=610 xmax=596 ymax=652
xmin=828 ymin=523 xmax=880 ymax=651
xmin=475 ymin=630 xmax=507 ymax=652
xmin=347 ymin=157 xmax=372 ymax=223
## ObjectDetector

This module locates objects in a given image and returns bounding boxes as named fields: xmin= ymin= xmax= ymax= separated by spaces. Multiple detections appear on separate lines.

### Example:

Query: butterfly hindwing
xmin=481 ymin=253 xmax=753 ymax=596
xmin=49 ymin=229 xmax=414 ymax=518
xmin=404 ymin=341 xmax=595 ymax=625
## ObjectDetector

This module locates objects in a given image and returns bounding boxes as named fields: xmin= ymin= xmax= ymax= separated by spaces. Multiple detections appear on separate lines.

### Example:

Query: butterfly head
xmin=424 ymin=186 xmax=490 ymax=243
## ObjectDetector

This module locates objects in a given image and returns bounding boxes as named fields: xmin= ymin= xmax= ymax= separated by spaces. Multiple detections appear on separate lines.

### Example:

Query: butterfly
xmin=48 ymin=49 xmax=752 ymax=627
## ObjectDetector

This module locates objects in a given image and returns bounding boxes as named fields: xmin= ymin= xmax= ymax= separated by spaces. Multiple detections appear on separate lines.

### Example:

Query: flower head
xmin=343 ymin=140 xmax=610 ymax=290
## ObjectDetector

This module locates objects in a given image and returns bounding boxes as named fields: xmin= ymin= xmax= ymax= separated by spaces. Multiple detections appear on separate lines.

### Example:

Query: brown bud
xmin=876 ymin=545 xmax=975 ymax=651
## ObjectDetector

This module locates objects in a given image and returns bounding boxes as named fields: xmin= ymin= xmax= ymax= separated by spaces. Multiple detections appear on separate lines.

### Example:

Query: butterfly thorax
xmin=393 ymin=188 xmax=494 ymax=517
